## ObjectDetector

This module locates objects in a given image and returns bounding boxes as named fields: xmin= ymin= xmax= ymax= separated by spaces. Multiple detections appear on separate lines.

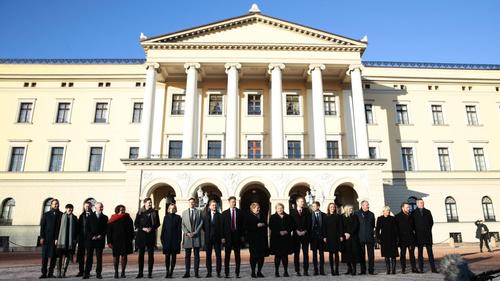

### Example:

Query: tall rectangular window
xmin=132 ymin=102 xmax=143 ymax=123
xmin=396 ymin=104 xmax=409 ymax=124
xmin=247 ymin=140 xmax=262 ymax=159
xmin=209 ymin=94 xmax=223 ymax=115
xmin=466 ymin=105 xmax=479 ymax=125
xmin=431 ymin=105 xmax=444 ymax=125
xmin=286 ymin=95 xmax=300 ymax=115
xmin=324 ymin=95 xmax=337 ymax=116
xmin=365 ymin=104 xmax=374 ymax=124
xmin=287 ymin=141 xmax=301 ymax=159
xmin=207 ymin=141 xmax=222 ymax=159
xmin=168 ymin=141 xmax=182 ymax=159
xmin=8 ymin=147 xmax=25 ymax=172
xmin=94 ymin=103 xmax=108 ymax=123
xmin=129 ymin=147 xmax=139 ymax=159
xmin=438 ymin=147 xmax=451 ymax=171
xmin=401 ymin=147 xmax=414 ymax=171
xmin=326 ymin=141 xmax=339 ymax=159
xmin=473 ymin=147 xmax=486 ymax=171
xmin=55 ymin=102 xmax=71 ymax=123
xmin=88 ymin=147 xmax=103 ymax=172
xmin=247 ymin=94 xmax=261 ymax=115
xmin=17 ymin=102 xmax=33 ymax=123
xmin=171 ymin=94 xmax=185 ymax=115
xmin=369 ymin=147 xmax=377 ymax=159
xmin=48 ymin=147 xmax=64 ymax=172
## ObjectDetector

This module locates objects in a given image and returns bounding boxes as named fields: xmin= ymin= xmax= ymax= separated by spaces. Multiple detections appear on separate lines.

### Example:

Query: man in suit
xmin=182 ymin=197 xmax=204 ymax=278
xmin=83 ymin=202 xmax=108 ymax=279
xmin=222 ymin=196 xmax=244 ymax=278
xmin=395 ymin=202 xmax=417 ymax=274
xmin=39 ymin=198 xmax=62 ymax=279
xmin=310 ymin=201 xmax=326 ymax=276
xmin=76 ymin=201 xmax=93 ymax=277
xmin=354 ymin=200 xmax=376 ymax=275
xmin=203 ymin=200 xmax=223 ymax=277
xmin=290 ymin=197 xmax=311 ymax=276
xmin=411 ymin=198 xmax=438 ymax=273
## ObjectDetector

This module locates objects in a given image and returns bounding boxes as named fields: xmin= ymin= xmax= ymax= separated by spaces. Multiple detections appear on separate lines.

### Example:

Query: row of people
xmin=39 ymin=196 xmax=437 ymax=279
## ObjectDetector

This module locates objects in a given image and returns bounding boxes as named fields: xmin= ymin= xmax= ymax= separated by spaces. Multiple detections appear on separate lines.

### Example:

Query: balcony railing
xmin=145 ymin=154 xmax=366 ymax=160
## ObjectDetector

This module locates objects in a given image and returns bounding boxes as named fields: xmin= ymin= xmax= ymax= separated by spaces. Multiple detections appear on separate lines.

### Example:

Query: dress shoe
xmin=369 ymin=271 xmax=377 ymax=275
xmin=235 ymin=274 xmax=240 ymax=278
xmin=136 ymin=273 xmax=144 ymax=278
xmin=217 ymin=273 xmax=222 ymax=278
xmin=182 ymin=274 xmax=190 ymax=278
xmin=275 ymin=272 xmax=280 ymax=277
xmin=303 ymin=272 xmax=309 ymax=276
xmin=83 ymin=275 xmax=90 ymax=279
xmin=431 ymin=269 xmax=439 ymax=274
xmin=76 ymin=272 xmax=83 ymax=277
xmin=206 ymin=273 xmax=212 ymax=278
xmin=39 ymin=275 xmax=47 ymax=279
xmin=283 ymin=272 xmax=289 ymax=277
xmin=148 ymin=273 xmax=153 ymax=278
xmin=251 ymin=273 xmax=257 ymax=278
xmin=257 ymin=272 xmax=264 ymax=278
xmin=96 ymin=274 xmax=103 ymax=279
xmin=296 ymin=272 xmax=301 ymax=276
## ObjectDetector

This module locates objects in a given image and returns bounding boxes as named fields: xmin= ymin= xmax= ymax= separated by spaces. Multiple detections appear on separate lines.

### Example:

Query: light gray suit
xmin=182 ymin=208 xmax=204 ymax=249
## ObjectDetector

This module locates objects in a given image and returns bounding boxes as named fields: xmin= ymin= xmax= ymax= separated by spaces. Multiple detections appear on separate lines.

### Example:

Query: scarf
xmin=108 ymin=213 xmax=129 ymax=224
xmin=56 ymin=214 xmax=75 ymax=249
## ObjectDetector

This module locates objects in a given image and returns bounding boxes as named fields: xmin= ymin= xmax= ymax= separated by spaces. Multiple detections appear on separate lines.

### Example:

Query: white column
xmin=150 ymin=85 xmax=165 ymax=158
xmin=224 ymin=63 xmax=241 ymax=159
xmin=182 ymin=63 xmax=201 ymax=159
xmin=342 ymin=89 xmax=356 ymax=157
xmin=308 ymin=64 xmax=327 ymax=159
xmin=268 ymin=63 xmax=285 ymax=159
xmin=139 ymin=62 xmax=159 ymax=158
xmin=348 ymin=65 xmax=369 ymax=158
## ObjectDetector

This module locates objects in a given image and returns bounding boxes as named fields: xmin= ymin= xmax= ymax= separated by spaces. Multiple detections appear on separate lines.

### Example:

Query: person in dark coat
xmin=181 ymin=197 xmax=204 ymax=278
xmin=55 ymin=204 xmax=78 ymax=278
xmin=269 ymin=203 xmax=294 ymax=277
xmin=475 ymin=220 xmax=492 ymax=253
xmin=376 ymin=206 xmax=399 ymax=274
xmin=354 ymin=200 xmax=376 ymax=275
xmin=39 ymin=198 xmax=62 ymax=279
xmin=84 ymin=202 xmax=108 ymax=279
xmin=135 ymin=197 xmax=161 ymax=278
xmin=160 ymin=203 xmax=182 ymax=278
xmin=290 ymin=197 xmax=311 ymax=276
xmin=395 ymin=202 xmax=417 ymax=273
xmin=310 ymin=201 xmax=326 ymax=275
xmin=246 ymin=202 xmax=269 ymax=278
xmin=221 ymin=196 xmax=244 ymax=278
xmin=411 ymin=198 xmax=438 ymax=273
xmin=76 ymin=201 xmax=93 ymax=277
xmin=341 ymin=205 xmax=360 ymax=276
xmin=203 ymin=200 xmax=224 ymax=278
xmin=107 ymin=204 xmax=134 ymax=278
xmin=324 ymin=203 xmax=343 ymax=276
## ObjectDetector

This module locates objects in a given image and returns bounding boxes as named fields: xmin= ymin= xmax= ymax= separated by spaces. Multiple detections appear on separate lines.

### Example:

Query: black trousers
xmin=328 ymin=251 xmax=339 ymax=274
xmin=224 ymin=233 xmax=241 ymax=276
xmin=205 ymin=239 xmax=222 ymax=275
xmin=184 ymin=247 xmax=200 ymax=275
xmin=76 ymin=242 xmax=86 ymax=274
xmin=417 ymin=244 xmax=436 ymax=271
xmin=165 ymin=253 xmax=177 ymax=275
xmin=399 ymin=245 xmax=416 ymax=270
xmin=311 ymin=242 xmax=325 ymax=274
xmin=359 ymin=242 xmax=375 ymax=273
xmin=137 ymin=245 xmax=155 ymax=275
xmin=84 ymin=247 xmax=103 ymax=275
xmin=274 ymin=255 xmax=289 ymax=273
xmin=250 ymin=256 xmax=264 ymax=274
xmin=41 ymin=244 xmax=57 ymax=276
xmin=479 ymin=234 xmax=491 ymax=251
xmin=293 ymin=237 xmax=309 ymax=273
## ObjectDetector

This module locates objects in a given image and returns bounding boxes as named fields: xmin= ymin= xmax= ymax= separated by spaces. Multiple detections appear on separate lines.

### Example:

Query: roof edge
xmin=363 ymin=61 xmax=500 ymax=70
xmin=0 ymin=58 xmax=146 ymax=65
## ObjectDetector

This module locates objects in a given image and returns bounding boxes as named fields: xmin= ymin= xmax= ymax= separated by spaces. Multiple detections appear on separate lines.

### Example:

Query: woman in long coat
xmin=135 ymin=198 xmax=161 ymax=278
xmin=269 ymin=203 xmax=294 ymax=277
xmin=246 ymin=202 xmax=269 ymax=278
xmin=325 ymin=203 xmax=343 ymax=276
xmin=161 ymin=203 xmax=182 ymax=278
xmin=341 ymin=205 xmax=360 ymax=276
xmin=107 ymin=204 xmax=134 ymax=278
xmin=376 ymin=206 xmax=399 ymax=274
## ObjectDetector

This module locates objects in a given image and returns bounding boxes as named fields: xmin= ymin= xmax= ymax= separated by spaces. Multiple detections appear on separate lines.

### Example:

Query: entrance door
xmin=240 ymin=183 xmax=271 ymax=217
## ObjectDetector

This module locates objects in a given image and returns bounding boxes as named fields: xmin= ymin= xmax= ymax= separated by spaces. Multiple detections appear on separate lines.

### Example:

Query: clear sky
xmin=1 ymin=0 xmax=499 ymax=64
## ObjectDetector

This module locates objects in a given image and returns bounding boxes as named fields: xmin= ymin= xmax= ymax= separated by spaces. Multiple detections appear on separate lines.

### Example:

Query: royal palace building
xmin=1 ymin=5 xmax=500 ymax=248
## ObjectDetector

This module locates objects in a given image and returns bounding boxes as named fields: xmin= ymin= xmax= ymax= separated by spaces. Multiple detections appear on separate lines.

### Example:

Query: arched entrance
xmin=334 ymin=184 xmax=359 ymax=212
xmin=150 ymin=184 xmax=176 ymax=217
xmin=240 ymin=183 xmax=271 ymax=217
xmin=193 ymin=184 xmax=223 ymax=212
xmin=288 ymin=184 xmax=311 ymax=211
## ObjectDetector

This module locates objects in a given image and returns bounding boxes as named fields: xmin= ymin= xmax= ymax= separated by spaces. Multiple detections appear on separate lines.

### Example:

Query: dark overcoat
xmin=40 ymin=209 xmax=63 ymax=258
xmin=341 ymin=214 xmax=360 ymax=263
xmin=375 ymin=215 xmax=399 ymax=258
xmin=325 ymin=213 xmax=343 ymax=252
xmin=245 ymin=212 xmax=269 ymax=258
xmin=134 ymin=209 xmax=161 ymax=248
xmin=107 ymin=213 xmax=134 ymax=256
xmin=269 ymin=213 xmax=294 ymax=256
xmin=394 ymin=211 xmax=415 ymax=247
xmin=411 ymin=208 xmax=434 ymax=246
xmin=160 ymin=214 xmax=182 ymax=254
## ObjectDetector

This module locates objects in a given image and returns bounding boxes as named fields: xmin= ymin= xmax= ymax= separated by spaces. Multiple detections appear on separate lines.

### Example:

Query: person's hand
xmin=96 ymin=235 xmax=102 ymax=239
xmin=323 ymin=238 xmax=327 ymax=243
xmin=280 ymin=231 xmax=288 ymax=236
xmin=340 ymin=237 xmax=344 ymax=242
xmin=221 ymin=238 xmax=226 ymax=244
xmin=40 ymin=238 xmax=44 ymax=245
xmin=344 ymin=233 xmax=350 ymax=240
xmin=257 ymin=223 xmax=265 ymax=228
xmin=54 ymin=240 xmax=58 ymax=245
xmin=186 ymin=232 xmax=193 ymax=238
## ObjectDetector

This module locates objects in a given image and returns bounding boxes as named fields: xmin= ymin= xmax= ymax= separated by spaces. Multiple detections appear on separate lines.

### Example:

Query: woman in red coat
xmin=107 ymin=205 xmax=134 ymax=278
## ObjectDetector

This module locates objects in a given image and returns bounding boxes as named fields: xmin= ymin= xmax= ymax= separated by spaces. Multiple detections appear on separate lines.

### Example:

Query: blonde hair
xmin=275 ymin=203 xmax=284 ymax=209
xmin=381 ymin=206 xmax=391 ymax=216
xmin=342 ymin=205 xmax=353 ymax=217
xmin=250 ymin=202 xmax=260 ymax=211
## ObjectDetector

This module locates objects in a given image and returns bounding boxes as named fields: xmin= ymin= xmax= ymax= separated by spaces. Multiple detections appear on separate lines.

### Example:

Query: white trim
xmin=284 ymin=134 xmax=304 ymax=159
xmin=206 ymin=136 xmax=225 ymax=158
xmin=6 ymin=143 xmax=28 ymax=172
xmin=464 ymin=103 xmax=482 ymax=126
xmin=91 ymin=98 xmax=112 ymax=124
xmin=393 ymin=101 xmax=412 ymax=125
xmin=130 ymin=98 xmax=144 ymax=124
xmin=243 ymin=90 xmax=264 ymax=117
xmin=14 ymin=98 xmax=37 ymax=124
xmin=244 ymin=134 xmax=265 ymax=159
xmin=283 ymin=90 xmax=303 ymax=117
xmin=429 ymin=103 xmax=448 ymax=126
xmin=326 ymin=134 xmax=343 ymax=158
xmin=53 ymin=98 xmax=75 ymax=124
xmin=433 ymin=143 xmax=453 ymax=171
xmin=206 ymin=90 xmax=226 ymax=117
xmin=46 ymin=144 xmax=68 ymax=172
xmin=399 ymin=143 xmax=418 ymax=171
xmin=470 ymin=145 xmax=489 ymax=171
xmin=168 ymin=90 xmax=186 ymax=117
xmin=86 ymin=143 xmax=106 ymax=172
xmin=324 ymin=91 xmax=339 ymax=118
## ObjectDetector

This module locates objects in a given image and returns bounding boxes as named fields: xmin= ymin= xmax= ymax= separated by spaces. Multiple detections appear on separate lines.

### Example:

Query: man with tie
xmin=411 ymin=198 xmax=438 ymax=273
xmin=290 ymin=197 xmax=311 ymax=276
xmin=84 ymin=202 xmax=108 ymax=279
xmin=39 ymin=198 xmax=62 ymax=279
xmin=182 ymin=198 xmax=204 ymax=278
xmin=203 ymin=200 xmax=223 ymax=277
xmin=310 ymin=201 xmax=327 ymax=276
xmin=76 ymin=201 xmax=93 ymax=277
xmin=222 ymin=196 xmax=244 ymax=278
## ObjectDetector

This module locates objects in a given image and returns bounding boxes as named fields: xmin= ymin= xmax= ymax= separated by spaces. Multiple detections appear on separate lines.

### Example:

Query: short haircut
xmin=188 ymin=197 xmax=196 ymax=202
xmin=416 ymin=198 xmax=424 ymax=202
xmin=312 ymin=201 xmax=320 ymax=207
xmin=360 ymin=200 xmax=369 ymax=205
xmin=209 ymin=200 xmax=217 ymax=205
xmin=50 ymin=198 xmax=59 ymax=204
xmin=250 ymin=202 xmax=260 ymax=209
xmin=143 ymin=197 xmax=152 ymax=203
xmin=114 ymin=204 xmax=125 ymax=214
xmin=275 ymin=203 xmax=284 ymax=209
xmin=65 ymin=204 xmax=73 ymax=209
xmin=400 ymin=202 xmax=409 ymax=209
xmin=295 ymin=196 xmax=305 ymax=202
xmin=228 ymin=196 xmax=237 ymax=201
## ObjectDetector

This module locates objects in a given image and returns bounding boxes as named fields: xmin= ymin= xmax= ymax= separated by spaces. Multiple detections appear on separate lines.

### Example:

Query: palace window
xmin=473 ymin=147 xmax=487 ymax=171
xmin=56 ymin=102 xmax=71 ymax=123
xmin=286 ymin=95 xmax=300 ymax=115
xmin=128 ymin=147 xmax=139 ymax=159
xmin=287 ymin=141 xmax=301 ymax=159
xmin=247 ymin=94 xmax=261 ymax=115
xmin=365 ymin=104 xmax=374 ymax=124
xmin=482 ymin=196 xmax=495 ymax=222
xmin=207 ymin=141 xmax=222 ymax=159
xmin=431 ymin=105 xmax=444 ymax=125
xmin=247 ymin=140 xmax=262 ymax=159
xmin=132 ymin=102 xmax=143 ymax=123
xmin=94 ymin=102 xmax=109 ymax=123
xmin=168 ymin=141 xmax=182 ymax=159
xmin=324 ymin=95 xmax=337 ymax=116
xmin=48 ymin=147 xmax=64 ymax=172
xmin=8 ymin=147 xmax=25 ymax=172
xmin=171 ymin=94 xmax=185 ymax=115
xmin=396 ymin=104 xmax=409 ymax=124
xmin=466 ymin=105 xmax=479 ymax=126
xmin=88 ymin=147 xmax=103 ymax=172
xmin=326 ymin=141 xmax=339 ymax=159
xmin=401 ymin=147 xmax=414 ymax=171
xmin=438 ymin=147 xmax=451 ymax=171
xmin=445 ymin=196 xmax=459 ymax=222
xmin=209 ymin=94 xmax=223 ymax=115
xmin=0 ymin=198 xmax=15 ymax=225
xmin=17 ymin=102 xmax=33 ymax=123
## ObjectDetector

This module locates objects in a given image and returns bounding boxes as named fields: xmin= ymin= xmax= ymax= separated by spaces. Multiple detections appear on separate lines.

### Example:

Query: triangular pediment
xmin=141 ymin=13 xmax=366 ymax=52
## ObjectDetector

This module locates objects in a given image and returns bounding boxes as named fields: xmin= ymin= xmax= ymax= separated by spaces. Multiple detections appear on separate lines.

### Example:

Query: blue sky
xmin=1 ymin=0 xmax=499 ymax=64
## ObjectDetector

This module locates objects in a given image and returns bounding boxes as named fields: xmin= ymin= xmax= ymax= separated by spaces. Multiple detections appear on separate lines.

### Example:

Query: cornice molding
xmin=121 ymin=159 xmax=387 ymax=167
